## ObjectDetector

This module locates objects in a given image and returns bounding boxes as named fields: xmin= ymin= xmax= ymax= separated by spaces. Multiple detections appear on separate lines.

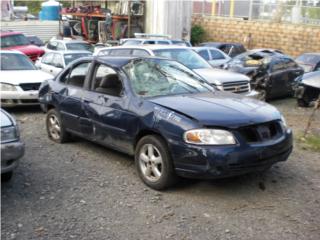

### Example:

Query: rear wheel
xmin=46 ymin=109 xmax=70 ymax=143
xmin=135 ymin=135 xmax=177 ymax=190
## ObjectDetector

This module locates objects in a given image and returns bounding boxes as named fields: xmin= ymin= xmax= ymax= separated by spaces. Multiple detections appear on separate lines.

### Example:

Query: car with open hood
xmin=38 ymin=56 xmax=293 ymax=190
xmin=225 ymin=49 xmax=304 ymax=101
xmin=94 ymin=45 xmax=260 ymax=98
xmin=0 ymin=50 xmax=53 ymax=107
xmin=294 ymin=71 xmax=320 ymax=107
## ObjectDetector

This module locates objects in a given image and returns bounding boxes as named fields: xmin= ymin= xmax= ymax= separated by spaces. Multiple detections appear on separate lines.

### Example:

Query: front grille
xmin=238 ymin=121 xmax=283 ymax=143
xmin=19 ymin=83 xmax=41 ymax=91
xmin=222 ymin=81 xmax=250 ymax=93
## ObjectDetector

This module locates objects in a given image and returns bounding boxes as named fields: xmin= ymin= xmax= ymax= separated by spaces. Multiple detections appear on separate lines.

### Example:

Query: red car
xmin=0 ymin=31 xmax=44 ymax=61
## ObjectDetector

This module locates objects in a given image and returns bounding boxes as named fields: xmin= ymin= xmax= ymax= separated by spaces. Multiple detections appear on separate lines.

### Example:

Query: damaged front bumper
xmin=169 ymin=129 xmax=293 ymax=179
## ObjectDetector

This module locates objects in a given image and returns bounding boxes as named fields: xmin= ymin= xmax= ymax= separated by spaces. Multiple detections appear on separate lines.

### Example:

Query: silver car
xmin=35 ymin=50 xmax=92 ymax=76
xmin=193 ymin=47 xmax=231 ymax=68
xmin=1 ymin=108 xmax=24 ymax=181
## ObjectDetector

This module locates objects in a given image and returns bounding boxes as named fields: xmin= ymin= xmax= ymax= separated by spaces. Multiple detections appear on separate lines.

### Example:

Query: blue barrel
xmin=39 ymin=0 xmax=60 ymax=21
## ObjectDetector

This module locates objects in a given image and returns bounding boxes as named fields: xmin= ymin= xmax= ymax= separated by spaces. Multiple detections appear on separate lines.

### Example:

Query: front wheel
xmin=1 ymin=171 xmax=13 ymax=182
xmin=46 ymin=109 xmax=70 ymax=143
xmin=135 ymin=135 xmax=177 ymax=190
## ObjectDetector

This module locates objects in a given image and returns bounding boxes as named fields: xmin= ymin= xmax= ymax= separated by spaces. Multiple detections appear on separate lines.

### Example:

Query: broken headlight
xmin=183 ymin=129 xmax=236 ymax=145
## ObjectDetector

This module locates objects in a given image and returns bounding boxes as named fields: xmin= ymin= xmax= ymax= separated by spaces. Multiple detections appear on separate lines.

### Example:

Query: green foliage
xmin=191 ymin=25 xmax=205 ymax=45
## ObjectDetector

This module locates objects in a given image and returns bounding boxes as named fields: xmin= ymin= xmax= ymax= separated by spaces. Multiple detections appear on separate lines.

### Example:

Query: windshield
xmin=1 ymin=53 xmax=36 ymax=70
xmin=123 ymin=58 xmax=212 ymax=98
xmin=153 ymin=49 xmax=212 ymax=69
xmin=64 ymin=53 xmax=91 ymax=65
xmin=66 ymin=42 xmax=93 ymax=52
xmin=1 ymin=34 xmax=30 ymax=48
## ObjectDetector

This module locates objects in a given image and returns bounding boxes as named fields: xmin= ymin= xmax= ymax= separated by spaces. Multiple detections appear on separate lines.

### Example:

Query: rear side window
xmin=42 ymin=53 xmax=54 ymax=65
xmin=56 ymin=43 xmax=65 ymax=51
xmin=143 ymin=40 xmax=155 ymax=45
xmin=197 ymin=50 xmax=210 ymax=60
xmin=62 ymin=62 xmax=90 ymax=87
xmin=98 ymin=50 xmax=110 ymax=56
xmin=210 ymin=49 xmax=225 ymax=60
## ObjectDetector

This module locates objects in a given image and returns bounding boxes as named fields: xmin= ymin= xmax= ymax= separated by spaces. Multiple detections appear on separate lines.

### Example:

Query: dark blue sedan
xmin=38 ymin=56 xmax=293 ymax=190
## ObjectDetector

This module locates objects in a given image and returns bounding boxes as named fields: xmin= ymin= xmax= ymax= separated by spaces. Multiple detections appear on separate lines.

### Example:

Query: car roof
xmin=192 ymin=46 xmax=222 ymax=51
xmin=0 ymin=50 xmax=25 ymax=55
xmin=298 ymin=52 xmax=320 ymax=56
xmin=50 ymin=39 xmax=88 ymax=44
xmin=201 ymin=42 xmax=244 ymax=46
xmin=106 ymin=45 xmax=190 ymax=51
xmin=0 ymin=31 xmax=23 ymax=37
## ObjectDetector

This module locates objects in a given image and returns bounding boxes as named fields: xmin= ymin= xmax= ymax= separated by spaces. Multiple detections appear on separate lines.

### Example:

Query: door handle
xmin=50 ymin=69 xmax=53 ymax=72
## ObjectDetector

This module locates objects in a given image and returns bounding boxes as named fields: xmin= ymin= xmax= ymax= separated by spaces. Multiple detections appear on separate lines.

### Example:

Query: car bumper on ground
xmin=170 ymin=129 xmax=293 ymax=179
xmin=1 ymin=141 xmax=25 ymax=174
xmin=1 ymin=91 xmax=39 ymax=107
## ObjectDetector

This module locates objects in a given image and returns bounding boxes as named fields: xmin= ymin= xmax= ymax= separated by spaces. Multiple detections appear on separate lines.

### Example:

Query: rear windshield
xmin=1 ymin=34 xmax=30 ymax=48
xmin=64 ymin=53 xmax=91 ymax=65
xmin=153 ymin=49 xmax=212 ymax=69
xmin=296 ymin=54 xmax=320 ymax=65
xmin=1 ymin=53 xmax=36 ymax=70
xmin=66 ymin=42 xmax=93 ymax=52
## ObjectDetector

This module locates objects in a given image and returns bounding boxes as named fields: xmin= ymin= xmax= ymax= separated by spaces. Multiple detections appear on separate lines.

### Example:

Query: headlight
xmin=183 ymin=129 xmax=236 ymax=145
xmin=1 ymin=126 xmax=18 ymax=143
xmin=280 ymin=115 xmax=287 ymax=129
xmin=0 ymin=83 xmax=17 ymax=91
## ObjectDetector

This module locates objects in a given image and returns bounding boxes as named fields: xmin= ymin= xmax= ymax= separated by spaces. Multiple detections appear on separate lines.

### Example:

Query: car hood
xmin=193 ymin=68 xmax=250 ymax=85
xmin=0 ymin=70 xmax=53 ymax=85
xmin=149 ymin=92 xmax=280 ymax=128
xmin=301 ymin=71 xmax=320 ymax=89
xmin=3 ymin=44 xmax=44 ymax=55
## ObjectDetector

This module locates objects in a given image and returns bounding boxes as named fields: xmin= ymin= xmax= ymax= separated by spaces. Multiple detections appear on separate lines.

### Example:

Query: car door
xmin=268 ymin=59 xmax=289 ymax=98
xmin=58 ymin=61 xmax=91 ymax=134
xmin=51 ymin=53 xmax=64 ymax=76
xmin=81 ymin=62 xmax=134 ymax=153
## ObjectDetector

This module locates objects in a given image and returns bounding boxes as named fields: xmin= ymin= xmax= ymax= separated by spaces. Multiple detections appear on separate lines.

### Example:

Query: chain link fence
xmin=193 ymin=0 xmax=320 ymax=25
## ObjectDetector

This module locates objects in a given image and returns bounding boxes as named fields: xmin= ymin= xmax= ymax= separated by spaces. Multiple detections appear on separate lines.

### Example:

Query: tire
xmin=135 ymin=135 xmax=177 ymax=190
xmin=297 ymin=98 xmax=309 ymax=107
xmin=46 ymin=109 xmax=70 ymax=143
xmin=2 ymin=171 xmax=13 ymax=182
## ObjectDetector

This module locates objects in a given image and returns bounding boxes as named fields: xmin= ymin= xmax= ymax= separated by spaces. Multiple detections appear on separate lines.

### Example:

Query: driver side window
xmin=91 ymin=64 xmax=123 ymax=97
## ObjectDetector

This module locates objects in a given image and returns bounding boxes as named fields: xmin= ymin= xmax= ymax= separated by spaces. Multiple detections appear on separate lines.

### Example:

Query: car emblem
xmin=234 ymin=86 xmax=241 ymax=92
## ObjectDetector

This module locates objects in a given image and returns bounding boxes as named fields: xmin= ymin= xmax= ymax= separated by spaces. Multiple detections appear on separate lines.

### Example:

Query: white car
xmin=35 ymin=50 xmax=92 ymax=76
xmin=44 ymin=39 xmax=93 ymax=53
xmin=0 ymin=51 xmax=53 ymax=107
xmin=193 ymin=47 xmax=231 ymax=68
xmin=95 ymin=45 xmax=260 ymax=98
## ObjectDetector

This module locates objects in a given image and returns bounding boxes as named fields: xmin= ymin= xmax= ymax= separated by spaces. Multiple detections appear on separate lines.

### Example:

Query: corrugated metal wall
xmin=145 ymin=0 xmax=193 ymax=40
xmin=1 ymin=21 xmax=60 ymax=42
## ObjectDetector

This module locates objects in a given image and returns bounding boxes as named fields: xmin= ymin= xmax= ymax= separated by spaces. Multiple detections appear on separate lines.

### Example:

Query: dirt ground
xmin=1 ymin=98 xmax=320 ymax=240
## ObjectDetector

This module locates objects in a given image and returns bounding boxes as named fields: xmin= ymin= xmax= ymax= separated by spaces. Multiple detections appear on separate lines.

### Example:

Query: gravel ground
xmin=1 ymin=98 xmax=320 ymax=240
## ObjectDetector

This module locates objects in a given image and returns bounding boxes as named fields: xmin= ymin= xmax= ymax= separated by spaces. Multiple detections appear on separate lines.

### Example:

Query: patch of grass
xmin=297 ymin=134 xmax=320 ymax=152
